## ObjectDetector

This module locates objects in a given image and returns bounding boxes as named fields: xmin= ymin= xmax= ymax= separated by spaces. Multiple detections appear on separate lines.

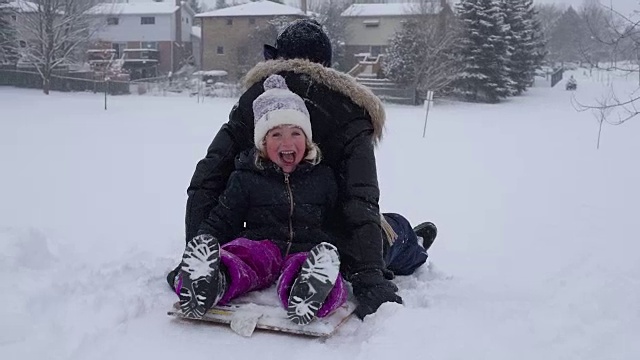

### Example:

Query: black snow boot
xmin=413 ymin=222 xmax=437 ymax=252
xmin=167 ymin=264 xmax=180 ymax=290
xmin=176 ymin=234 xmax=227 ymax=319
xmin=287 ymin=242 xmax=340 ymax=325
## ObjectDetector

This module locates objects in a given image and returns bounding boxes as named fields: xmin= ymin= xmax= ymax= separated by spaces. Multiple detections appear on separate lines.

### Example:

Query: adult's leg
xmin=382 ymin=213 xmax=429 ymax=276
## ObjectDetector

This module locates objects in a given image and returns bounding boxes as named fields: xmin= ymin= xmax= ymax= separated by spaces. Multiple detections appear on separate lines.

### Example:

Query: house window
xmin=141 ymin=41 xmax=158 ymax=50
xmin=363 ymin=19 xmax=380 ymax=28
xmin=186 ymin=17 xmax=189 ymax=24
xmin=237 ymin=46 xmax=248 ymax=64
xmin=107 ymin=17 xmax=119 ymax=25
xmin=217 ymin=46 xmax=224 ymax=55
xmin=226 ymin=18 xmax=232 ymax=26
xmin=141 ymin=16 xmax=155 ymax=25
xmin=249 ymin=18 xmax=255 ymax=25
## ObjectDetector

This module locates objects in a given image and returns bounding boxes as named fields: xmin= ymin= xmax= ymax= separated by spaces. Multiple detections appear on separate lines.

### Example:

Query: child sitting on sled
xmin=174 ymin=74 xmax=350 ymax=325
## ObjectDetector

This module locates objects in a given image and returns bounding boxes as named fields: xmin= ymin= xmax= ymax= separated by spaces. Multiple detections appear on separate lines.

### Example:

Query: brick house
xmin=2 ymin=1 xmax=37 ymax=66
xmin=88 ymin=0 xmax=195 ymax=79
xmin=341 ymin=1 xmax=453 ymax=71
xmin=196 ymin=0 xmax=308 ymax=81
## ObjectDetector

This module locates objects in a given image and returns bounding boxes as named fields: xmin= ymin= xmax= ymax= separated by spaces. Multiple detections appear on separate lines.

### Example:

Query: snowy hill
xmin=1 ymin=68 xmax=639 ymax=359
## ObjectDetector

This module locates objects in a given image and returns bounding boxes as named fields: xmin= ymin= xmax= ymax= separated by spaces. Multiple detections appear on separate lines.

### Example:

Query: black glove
xmin=351 ymin=269 xmax=403 ymax=320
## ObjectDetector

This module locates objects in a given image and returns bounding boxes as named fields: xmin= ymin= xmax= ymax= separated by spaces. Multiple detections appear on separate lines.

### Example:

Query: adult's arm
xmin=184 ymin=104 xmax=252 ymax=242
xmin=337 ymin=117 xmax=386 ymax=276
xmin=197 ymin=171 xmax=250 ymax=243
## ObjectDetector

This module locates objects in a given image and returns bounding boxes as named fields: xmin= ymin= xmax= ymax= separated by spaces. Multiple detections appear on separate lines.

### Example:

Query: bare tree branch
xmin=10 ymin=0 xmax=104 ymax=94
xmin=572 ymin=0 xmax=640 ymax=125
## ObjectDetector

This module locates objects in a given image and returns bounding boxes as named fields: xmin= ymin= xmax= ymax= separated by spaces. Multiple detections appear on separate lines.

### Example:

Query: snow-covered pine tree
xmin=453 ymin=0 xmax=511 ymax=103
xmin=310 ymin=0 xmax=351 ymax=71
xmin=189 ymin=0 xmax=202 ymax=13
xmin=0 ymin=0 xmax=16 ymax=64
xmin=501 ymin=0 xmax=545 ymax=95
xmin=384 ymin=8 xmax=461 ymax=98
xmin=547 ymin=6 xmax=589 ymax=63
xmin=521 ymin=0 xmax=545 ymax=87
xmin=384 ymin=20 xmax=426 ymax=87
xmin=500 ymin=0 xmax=519 ymax=95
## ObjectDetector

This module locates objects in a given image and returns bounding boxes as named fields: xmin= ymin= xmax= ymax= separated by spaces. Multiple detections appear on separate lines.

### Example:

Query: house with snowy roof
xmin=3 ymin=1 xmax=44 ymax=62
xmin=195 ymin=0 xmax=308 ymax=80
xmin=88 ymin=0 xmax=195 ymax=79
xmin=340 ymin=1 xmax=453 ymax=72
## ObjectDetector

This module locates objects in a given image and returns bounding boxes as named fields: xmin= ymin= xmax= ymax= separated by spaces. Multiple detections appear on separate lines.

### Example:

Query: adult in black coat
xmin=173 ymin=19 xmax=401 ymax=319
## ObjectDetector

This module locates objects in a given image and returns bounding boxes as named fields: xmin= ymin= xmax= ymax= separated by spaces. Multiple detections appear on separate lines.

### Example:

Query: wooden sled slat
xmin=168 ymin=301 xmax=356 ymax=337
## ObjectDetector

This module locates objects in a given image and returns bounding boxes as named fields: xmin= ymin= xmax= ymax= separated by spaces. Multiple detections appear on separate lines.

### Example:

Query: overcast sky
xmin=533 ymin=0 xmax=636 ymax=16
xmin=202 ymin=1 xmax=638 ymax=18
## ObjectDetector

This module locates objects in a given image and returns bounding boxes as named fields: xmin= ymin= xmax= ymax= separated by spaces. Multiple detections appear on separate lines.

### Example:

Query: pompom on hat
xmin=252 ymin=74 xmax=316 ymax=159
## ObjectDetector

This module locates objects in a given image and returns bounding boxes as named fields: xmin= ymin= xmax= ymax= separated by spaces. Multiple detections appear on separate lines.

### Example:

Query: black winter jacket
xmin=187 ymin=59 xmax=387 ymax=276
xmin=198 ymin=149 xmax=338 ymax=255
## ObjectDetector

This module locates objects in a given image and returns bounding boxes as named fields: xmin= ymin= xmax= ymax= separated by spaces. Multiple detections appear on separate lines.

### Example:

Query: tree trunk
xmin=42 ymin=77 xmax=50 ymax=95
xmin=42 ymin=65 xmax=51 ymax=95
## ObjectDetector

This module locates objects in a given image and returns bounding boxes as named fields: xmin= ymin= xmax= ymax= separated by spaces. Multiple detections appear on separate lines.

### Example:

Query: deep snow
xmin=1 ymin=68 xmax=639 ymax=360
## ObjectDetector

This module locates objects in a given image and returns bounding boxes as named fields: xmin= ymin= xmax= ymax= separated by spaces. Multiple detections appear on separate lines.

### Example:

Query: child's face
xmin=264 ymin=125 xmax=306 ymax=173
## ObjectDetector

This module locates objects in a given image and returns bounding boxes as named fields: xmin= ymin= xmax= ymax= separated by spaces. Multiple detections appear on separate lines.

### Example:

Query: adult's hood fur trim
xmin=243 ymin=59 xmax=386 ymax=144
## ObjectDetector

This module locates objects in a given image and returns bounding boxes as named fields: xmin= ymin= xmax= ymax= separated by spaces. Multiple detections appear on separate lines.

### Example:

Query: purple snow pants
xmin=218 ymin=238 xmax=347 ymax=318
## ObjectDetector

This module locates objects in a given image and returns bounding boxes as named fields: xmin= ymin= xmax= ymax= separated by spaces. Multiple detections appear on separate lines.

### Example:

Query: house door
xmin=112 ymin=43 xmax=127 ymax=59
xmin=370 ymin=46 xmax=383 ymax=57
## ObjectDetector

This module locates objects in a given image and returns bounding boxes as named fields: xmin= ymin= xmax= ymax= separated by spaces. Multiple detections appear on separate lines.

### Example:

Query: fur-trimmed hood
xmin=243 ymin=59 xmax=386 ymax=143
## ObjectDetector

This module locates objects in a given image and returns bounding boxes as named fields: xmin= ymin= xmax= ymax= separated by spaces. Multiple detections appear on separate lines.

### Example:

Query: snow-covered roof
xmin=108 ymin=0 xmax=196 ymax=16
xmin=89 ymin=2 xmax=179 ymax=16
xmin=196 ymin=0 xmax=305 ymax=18
xmin=191 ymin=26 xmax=202 ymax=38
xmin=6 ymin=1 xmax=38 ymax=13
xmin=193 ymin=70 xmax=228 ymax=76
xmin=341 ymin=3 xmax=443 ymax=17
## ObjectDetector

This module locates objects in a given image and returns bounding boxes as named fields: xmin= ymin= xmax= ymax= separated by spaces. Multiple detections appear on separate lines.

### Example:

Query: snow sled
xmin=168 ymin=300 xmax=356 ymax=338
xmin=566 ymin=81 xmax=577 ymax=91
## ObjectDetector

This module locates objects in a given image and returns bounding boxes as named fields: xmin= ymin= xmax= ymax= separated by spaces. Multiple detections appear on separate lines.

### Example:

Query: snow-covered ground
xmin=1 ymin=69 xmax=639 ymax=360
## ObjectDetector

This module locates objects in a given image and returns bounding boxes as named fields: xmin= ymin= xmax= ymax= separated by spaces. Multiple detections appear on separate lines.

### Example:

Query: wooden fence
xmin=0 ymin=69 xmax=130 ymax=95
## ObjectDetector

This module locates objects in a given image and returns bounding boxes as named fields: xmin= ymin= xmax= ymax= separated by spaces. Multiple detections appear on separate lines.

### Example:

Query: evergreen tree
xmin=453 ymin=0 xmax=511 ymax=103
xmin=0 ymin=0 xmax=16 ymax=64
xmin=384 ymin=9 xmax=461 ymax=98
xmin=521 ymin=0 xmax=545 ymax=86
xmin=500 ymin=0 xmax=519 ymax=95
xmin=501 ymin=0 xmax=545 ymax=95
xmin=310 ymin=0 xmax=351 ymax=71
xmin=384 ymin=20 xmax=426 ymax=86
xmin=215 ymin=0 xmax=228 ymax=9
xmin=547 ymin=6 xmax=589 ymax=63
xmin=189 ymin=0 xmax=202 ymax=13
xmin=580 ymin=0 xmax=617 ymax=64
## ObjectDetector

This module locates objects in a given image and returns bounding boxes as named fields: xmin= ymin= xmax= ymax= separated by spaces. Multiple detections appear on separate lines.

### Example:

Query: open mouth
xmin=279 ymin=150 xmax=297 ymax=164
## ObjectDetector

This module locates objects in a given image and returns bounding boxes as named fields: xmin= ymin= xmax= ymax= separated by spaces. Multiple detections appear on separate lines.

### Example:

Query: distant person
xmin=566 ymin=75 xmax=577 ymax=90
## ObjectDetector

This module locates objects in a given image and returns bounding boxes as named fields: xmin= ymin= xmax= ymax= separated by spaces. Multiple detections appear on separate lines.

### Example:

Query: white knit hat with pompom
xmin=252 ymin=74 xmax=313 ymax=155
